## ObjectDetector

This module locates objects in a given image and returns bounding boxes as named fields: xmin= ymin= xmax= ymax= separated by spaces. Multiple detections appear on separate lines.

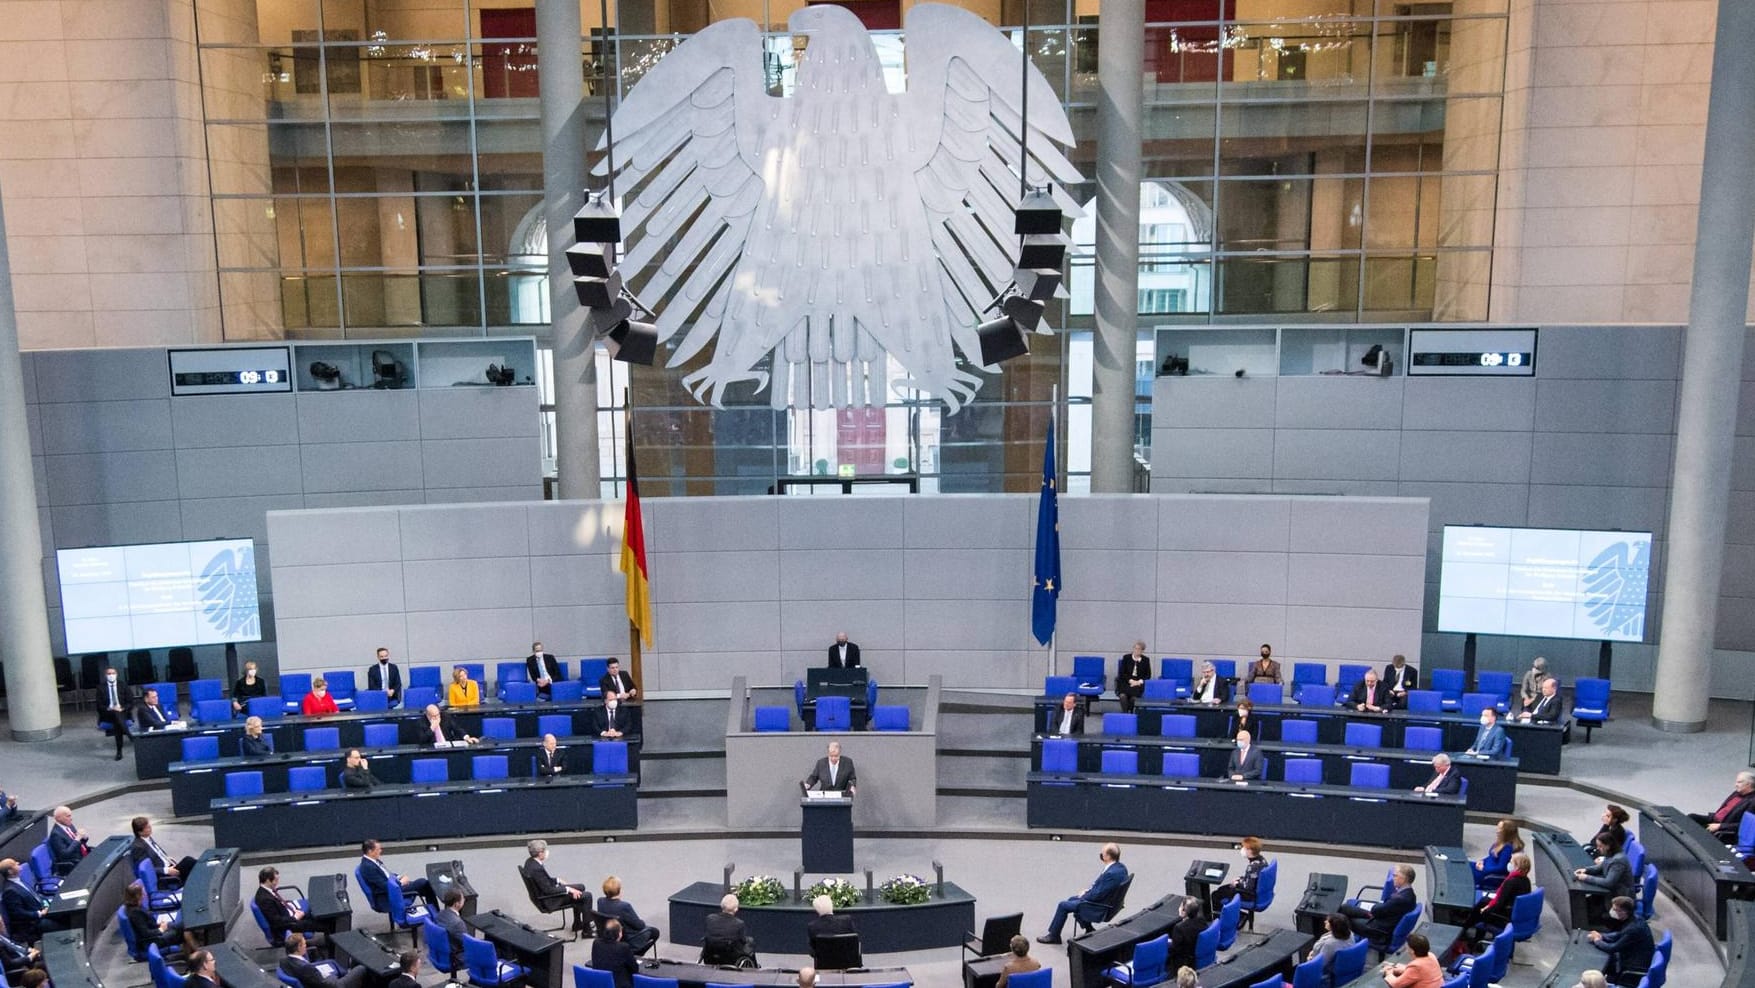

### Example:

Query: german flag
xmin=620 ymin=405 xmax=653 ymax=648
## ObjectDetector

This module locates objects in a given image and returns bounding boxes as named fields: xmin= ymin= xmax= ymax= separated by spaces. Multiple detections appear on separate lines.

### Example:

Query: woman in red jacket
xmin=301 ymin=677 xmax=339 ymax=716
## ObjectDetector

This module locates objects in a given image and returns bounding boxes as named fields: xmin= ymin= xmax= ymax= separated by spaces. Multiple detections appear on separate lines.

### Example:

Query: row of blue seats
xmin=753 ymin=700 xmax=911 ymax=732
xmin=115 ymin=681 xmax=593 ymax=734
xmin=177 ymin=713 xmax=589 ymax=762
xmin=1040 ymin=738 xmax=1463 ymax=791
xmin=1067 ymin=712 xmax=1511 ymax=756
xmin=218 ymin=742 xmax=631 ymax=797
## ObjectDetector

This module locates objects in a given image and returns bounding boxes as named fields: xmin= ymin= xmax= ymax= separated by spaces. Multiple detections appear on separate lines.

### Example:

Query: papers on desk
xmin=805 ymin=791 xmax=848 ymax=800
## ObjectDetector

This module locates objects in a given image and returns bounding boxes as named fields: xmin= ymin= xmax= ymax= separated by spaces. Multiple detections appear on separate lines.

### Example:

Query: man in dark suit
xmin=47 ymin=806 xmax=89 ymax=876
xmin=431 ymin=889 xmax=469 ymax=975
xmin=702 ymin=893 xmax=756 ymax=966
xmin=1587 ymin=897 xmax=1653 ymax=985
xmin=1223 ymin=731 xmax=1263 ymax=782
xmin=0 ymin=920 xmax=39 ymax=980
xmin=129 ymin=816 xmax=197 ymax=885
xmin=1382 ymin=654 xmax=1418 ymax=707
xmin=804 ymin=742 xmax=857 ymax=796
xmin=1520 ymin=677 xmax=1563 ymax=724
xmin=1037 ymin=843 xmax=1128 ymax=944
xmin=828 ymin=633 xmax=861 ymax=669
xmin=388 ymin=951 xmax=422 ymax=988
xmin=520 ymin=840 xmax=589 ymax=933
xmin=526 ymin=643 xmax=562 ymax=699
xmin=255 ymin=867 xmax=326 ymax=946
xmin=1339 ymin=863 xmax=1417 ymax=948
xmin=1 ymin=858 xmax=48 ymax=943
xmin=134 ymin=689 xmax=172 ymax=732
xmin=184 ymin=950 xmax=219 ymax=988
xmin=341 ymin=750 xmax=382 ymax=791
xmin=1046 ymin=693 xmax=1084 ymax=736
xmin=1465 ymin=708 xmax=1509 ymax=759
xmin=599 ymin=659 xmax=637 ymax=702
xmin=535 ymin=735 xmax=566 ymax=778
xmin=1114 ymin=642 xmax=1151 ymax=714
xmin=419 ymin=704 xmax=475 ymax=746
xmin=1414 ymin=754 xmax=1462 ymax=795
xmin=597 ymin=876 xmax=659 ymax=953
xmin=806 ymin=896 xmax=855 ymax=940
xmin=96 ymin=667 xmax=135 ymax=760
xmin=280 ymin=934 xmax=367 ymax=988
xmin=1165 ymin=896 xmax=1204 ymax=972
xmin=597 ymin=699 xmax=629 ymax=739
xmin=1691 ymin=770 xmax=1755 ymax=844
xmin=366 ymin=648 xmax=401 ymax=707
xmin=1350 ymin=670 xmax=1388 ymax=713
xmin=358 ymin=839 xmax=436 ymax=911
xmin=590 ymin=920 xmax=640 ymax=988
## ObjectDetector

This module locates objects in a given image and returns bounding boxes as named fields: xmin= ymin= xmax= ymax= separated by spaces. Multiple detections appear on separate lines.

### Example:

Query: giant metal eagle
xmin=593 ymin=3 xmax=1083 ymax=412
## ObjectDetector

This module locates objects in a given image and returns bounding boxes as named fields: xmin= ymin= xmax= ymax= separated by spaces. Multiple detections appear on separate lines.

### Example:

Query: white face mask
xmin=1236 ymin=741 xmax=1246 ymax=749
xmin=1480 ymin=716 xmax=1491 ymax=726
xmin=106 ymin=673 xmax=117 ymax=682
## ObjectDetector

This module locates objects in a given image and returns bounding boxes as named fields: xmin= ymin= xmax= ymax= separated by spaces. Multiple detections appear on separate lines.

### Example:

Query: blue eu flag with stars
xmin=1032 ymin=417 xmax=1060 ymax=646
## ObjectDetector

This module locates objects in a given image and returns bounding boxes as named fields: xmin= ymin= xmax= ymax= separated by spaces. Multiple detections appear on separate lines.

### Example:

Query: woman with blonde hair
xmin=1175 ymin=966 xmax=1201 ymax=988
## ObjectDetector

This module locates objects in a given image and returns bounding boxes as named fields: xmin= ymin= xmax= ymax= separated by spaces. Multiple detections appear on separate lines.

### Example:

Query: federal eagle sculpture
xmin=592 ymin=3 xmax=1083 ymax=412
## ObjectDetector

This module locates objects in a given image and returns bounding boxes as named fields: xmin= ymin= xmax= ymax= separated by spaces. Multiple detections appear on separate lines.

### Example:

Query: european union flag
xmin=1032 ymin=416 xmax=1060 ymax=646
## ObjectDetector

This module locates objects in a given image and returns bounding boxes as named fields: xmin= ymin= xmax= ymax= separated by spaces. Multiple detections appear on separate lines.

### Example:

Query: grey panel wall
xmin=22 ymin=346 xmax=541 ymax=677
xmin=1149 ymin=324 xmax=1755 ymax=696
xmin=267 ymin=494 xmax=1428 ymax=691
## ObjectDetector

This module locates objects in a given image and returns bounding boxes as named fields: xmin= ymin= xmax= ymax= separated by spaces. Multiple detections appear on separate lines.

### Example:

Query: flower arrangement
xmin=878 ymin=874 xmax=931 ymax=905
xmin=733 ymin=875 xmax=786 ymax=907
xmin=806 ymin=877 xmax=863 ymax=910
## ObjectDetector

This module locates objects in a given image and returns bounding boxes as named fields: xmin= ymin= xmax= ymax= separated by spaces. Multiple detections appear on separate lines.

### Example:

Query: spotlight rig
xmin=567 ymin=194 xmax=658 ymax=365
xmin=976 ymin=188 xmax=1069 ymax=366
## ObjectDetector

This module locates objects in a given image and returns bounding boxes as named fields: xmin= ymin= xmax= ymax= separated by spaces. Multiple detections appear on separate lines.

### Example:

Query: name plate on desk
xmin=805 ymin=791 xmax=849 ymax=801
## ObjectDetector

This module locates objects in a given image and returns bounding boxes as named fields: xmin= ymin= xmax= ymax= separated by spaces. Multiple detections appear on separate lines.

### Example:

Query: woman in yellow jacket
xmin=446 ymin=665 xmax=481 ymax=707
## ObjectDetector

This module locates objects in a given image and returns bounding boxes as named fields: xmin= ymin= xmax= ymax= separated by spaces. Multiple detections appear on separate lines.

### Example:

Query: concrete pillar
xmin=1088 ymin=0 xmax=1144 ymax=493
xmin=1651 ymin=0 xmax=1755 ymax=733
xmin=540 ymin=0 xmax=602 ymax=499
xmin=0 ymin=186 xmax=63 ymax=741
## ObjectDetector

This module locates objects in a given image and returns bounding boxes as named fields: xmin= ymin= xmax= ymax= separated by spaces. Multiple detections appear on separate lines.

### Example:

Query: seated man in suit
xmin=0 ymin=915 xmax=41 ymax=980
xmin=1047 ymin=693 xmax=1084 ymax=736
xmin=184 ymin=949 xmax=218 ymax=988
xmin=1191 ymin=661 xmax=1230 ymax=705
xmin=597 ymin=876 xmax=659 ymax=953
xmin=129 ymin=816 xmax=197 ymax=885
xmin=1339 ymin=863 xmax=1418 ymax=949
xmin=521 ymin=839 xmax=589 ymax=935
xmin=1464 ymin=708 xmax=1509 ymax=759
xmin=47 ymin=806 xmax=89 ymax=876
xmin=1690 ymin=770 xmax=1755 ymax=844
xmin=0 ymin=789 xmax=18 ymax=823
xmin=255 ymin=867 xmax=327 ymax=947
xmin=388 ymin=951 xmax=421 ymax=988
xmin=96 ymin=667 xmax=135 ymax=760
xmin=280 ymin=933 xmax=367 ymax=988
xmin=432 ymin=889 xmax=469 ymax=976
xmin=702 ymin=893 xmax=757 ymax=967
xmin=0 ymin=859 xmax=48 ymax=944
xmin=1222 ymin=730 xmax=1263 ymax=782
xmin=357 ymin=839 xmax=437 ymax=911
xmin=535 ymin=735 xmax=566 ymax=778
xmin=1245 ymin=644 xmax=1281 ymax=684
xmin=806 ymin=895 xmax=855 ymax=940
xmin=526 ymin=642 xmax=561 ymax=700
xmin=804 ymin=742 xmax=857 ymax=796
xmin=341 ymin=750 xmax=382 ymax=791
xmin=134 ymin=688 xmax=173 ymax=731
xmin=597 ymin=697 xmax=630 ymax=740
xmin=828 ymin=633 xmax=861 ymax=670
xmin=1165 ymin=896 xmax=1204 ymax=973
xmin=241 ymin=717 xmax=273 ymax=758
xmin=420 ymin=704 xmax=476 ymax=747
xmin=1037 ymin=843 xmax=1128 ymax=944
xmin=599 ymin=659 xmax=638 ymax=703
xmin=1587 ymin=897 xmax=1653 ymax=986
xmin=1521 ymin=677 xmax=1563 ymax=723
xmin=367 ymin=648 xmax=401 ymax=707
xmin=1575 ymin=832 xmax=1635 ymax=920
xmin=1350 ymin=670 xmax=1389 ymax=713
xmin=590 ymin=920 xmax=639 ymax=988
xmin=1412 ymin=753 xmax=1462 ymax=795
xmin=1382 ymin=654 xmax=1418 ymax=708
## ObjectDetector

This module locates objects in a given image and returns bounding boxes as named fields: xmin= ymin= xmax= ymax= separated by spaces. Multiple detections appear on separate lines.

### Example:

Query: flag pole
xmin=1046 ymin=386 xmax=1058 ymax=680
xmin=623 ymin=388 xmax=645 ymax=697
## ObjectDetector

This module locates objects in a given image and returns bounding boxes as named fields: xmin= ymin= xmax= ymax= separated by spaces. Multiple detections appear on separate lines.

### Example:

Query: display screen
xmin=1407 ymin=329 xmax=1537 ymax=376
xmin=56 ymin=539 xmax=262 ymax=653
xmin=1437 ymin=526 xmax=1651 ymax=642
xmin=168 ymin=347 xmax=293 ymax=395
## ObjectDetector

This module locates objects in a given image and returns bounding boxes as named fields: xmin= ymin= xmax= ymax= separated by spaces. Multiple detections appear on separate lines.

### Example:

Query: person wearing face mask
xmin=598 ymin=697 xmax=628 ymax=739
xmin=1340 ymin=864 xmax=1418 ymax=952
xmin=1221 ymin=731 xmax=1263 ymax=782
xmin=1245 ymin=644 xmax=1281 ymax=685
xmin=233 ymin=661 xmax=268 ymax=714
xmin=1115 ymin=642 xmax=1152 ymax=714
xmin=1586 ymin=896 xmax=1653 ymax=986
xmin=1209 ymin=837 xmax=1268 ymax=914
xmin=1464 ymin=707 xmax=1507 ymax=759
xmin=301 ymin=677 xmax=339 ymax=717
xmin=366 ymin=648 xmax=401 ymax=707
xmin=1574 ymin=832 xmax=1634 ymax=924
xmin=96 ymin=667 xmax=136 ymax=760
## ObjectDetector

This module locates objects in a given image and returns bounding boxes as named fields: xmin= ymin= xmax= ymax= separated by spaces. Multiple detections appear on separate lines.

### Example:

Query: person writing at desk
xmin=1047 ymin=693 xmax=1084 ymax=736
xmin=341 ymin=750 xmax=382 ymax=790
xmin=1116 ymin=641 xmax=1151 ymax=714
xmin=1223 ymin=731 xmax=1263 ymax=782
xmin=600 ymin=658 xmax=638 ymax=702
xmin=1574 ymin=833 xmax=1634 ymax=901
xmin=301 ymin=678 xmax=339 ymax=717
xmin=232 ymin=661 xmax=268 ymax=714
xmin=1351 ymin=669 xmax=1388 ymax=713
xmin=446 ymin=667 xmax=480 ymax=708
xmin=422 ymin=704 xmax=476 ymax=746
xmin=804 ymin=741 xmax=856 ymax=795
xmin=1412 ymin=754 xmax=1461 ymax=795
xmin=828 ymin=633 xmax=861 ymax=670
xmin=1465 ymin=708 xmax=1508 ymax=759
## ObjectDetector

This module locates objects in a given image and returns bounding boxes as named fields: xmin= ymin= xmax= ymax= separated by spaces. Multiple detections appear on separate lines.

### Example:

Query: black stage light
xmin=1018 ymin=233 xmax=1068 ymax=270
xmin=976 ymin=315 xmax=1029 ymax=365
xmin=572 ymin=199 xmax=622 ymax=244
xmin=574 ymin=270 xmax=624 ymax=310
xmin=1014 ymin=191 xmax=1062 ymax=235
xmin=1002 ymin=294 xmax=1046 ymax=331
xmin=566 ymin=242 xmax=612 ymax=278
xmin=1012 ymin=267 xmax=1061 ymax=302
xmin=606 ymin=319 xmax=659 ymax=365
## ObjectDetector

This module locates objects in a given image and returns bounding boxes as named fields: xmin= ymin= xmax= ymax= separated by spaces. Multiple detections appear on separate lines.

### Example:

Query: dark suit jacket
xmin=1709 ymin=790 xmax=1755 ymax=836
xmin=134 ymin=702 xmax=171 ymax=731
xmin=1424 ymin=768 xmax=1462 ymax=795
xmin=599 ymin=671 xmax=636 ymax=697
xmin=366 ymin=663 xmax=401 ymax=699
xmin=422 ymin=713 xmax=468 ymax=745
xmin=597 ymin=897 xmax=649 ymax=933
xmin=0 ymin=930 xmax=30 ymax=971
xmin=1526 ymin=693 xmax=1562 ymax=723
xmin=242 ymin=735 xmax=273 ymax=758
xmin=536 ymin=747 xmax=565 ymax=777
xmin=3 ymin=879 xmax=45 ymax=943
xmin=48 ymin=824 xmax=87 ymax=870
xmin=1116 ymin=656 xmax=1152 ymax=695
xmin=1224 ymin=745 xmax=1264 ymax=780
xmin=255 ymin=886 xmax=299 ymax=942
xmin=1350 ymin=680 xmax=1388 ymax=710
xmin=1191 ymin=674 xmax=1230 ymax=704
xmin=1594 ymin=915 xmax=1654 ymax=976
xmin=1382 ymin=663 xmax=1418 ymax=692
xmin=527 ymin=654 xmax=561 ymax=684
xmin=434 ymin=908 xmax=468 ymax=971
xmin=127 ymin=905 xmax=178 ymax=948
xmin=806 ymin=756 xmax=857 ymax=792
xmin=589 ymin=936 xmax=639 ymax=988
xmin=1365 ymin=887 xmax=1417 ymax=938
xmin=1076 ymin=862 xmax=1129 ymax=922
xmin=234 ymin=677 xmax=268 ymax=703
xmin=1166 ymin=914 xmax=1203 ymax=971
xmin=702 ymin=910 xmax=749 ymax=946
xmin=342 ymin=765 xmax=382 ymax=790
xmin=186 ymin=975 xmax=219 ymax=988
xmin=1581 ymin=853 xmax=1634 ymax=898
xmin=280 ymin=955 xmax=339 ymax=988
xmin=97 ymin=681 xmax=137 ymax=713
xmin=827 ymin=643 xmax=862 ymax=669
xmin=1047 ymin=706 xmax=1085 ymax=735
xmin=357 ymin=858 xmax=395 ymax=912
xmin=1467 ymin=723 xmax=1508 ymax=758
xmin=597 ymin=705 xmax=629 ymax=736
xmin=807 ymin=913 xmax=855 ymax=939
xmin=520 ymin=858 xmax=573 ymax=900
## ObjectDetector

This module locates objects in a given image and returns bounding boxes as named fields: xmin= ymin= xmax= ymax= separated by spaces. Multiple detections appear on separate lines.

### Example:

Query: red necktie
xmin=68 ymin=826 xmax=87 ymax=855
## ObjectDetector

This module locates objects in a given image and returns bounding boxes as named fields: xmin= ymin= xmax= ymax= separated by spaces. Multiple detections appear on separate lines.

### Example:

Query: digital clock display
xmin=1407 ymin=329 xmax=1537 ymax=377
xmin=167 ymin=346 xmax=293 ymax=395
xmin=1411 ymin=351 xmax=1532 ymax=368
xmin=173 ymin=370 xmax=284 ymax=387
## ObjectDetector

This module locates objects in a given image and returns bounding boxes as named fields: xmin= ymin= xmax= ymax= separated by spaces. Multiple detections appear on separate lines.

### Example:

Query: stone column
xmin=0 ymin=186 xmax=63 ymax=741
xmin=540 ymin=0 xmax=602 ymax=499
xmin=1089 ymin=0 xmax=1145 ymax=493
xmin=1652 ymin=0 xmax=1755 ymax=732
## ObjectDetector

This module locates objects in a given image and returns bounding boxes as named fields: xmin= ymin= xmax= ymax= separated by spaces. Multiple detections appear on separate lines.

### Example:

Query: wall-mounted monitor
xmin=168 ymin=347 xmax=293 ymax=395
xmin=1408 ymin=328 xmax=1536 ymax=376
xmin=1437 ymin=526 xmax=1651 ymax=642
xmin=56 ymin=539 xmax=262 ymax=653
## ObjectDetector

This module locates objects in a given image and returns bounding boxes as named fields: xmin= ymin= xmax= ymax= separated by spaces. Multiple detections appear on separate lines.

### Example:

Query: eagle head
xmin=785 ymin=4 xmax=867 ymax=37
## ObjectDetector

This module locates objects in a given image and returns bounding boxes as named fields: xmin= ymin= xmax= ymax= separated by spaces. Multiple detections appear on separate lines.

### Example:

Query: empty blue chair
xmin=1430 ymin=669 xmax=1465 ymax=710
xmin=1100 ymin=750 xmax=1138 ymax=775
xmin=464 ymin=933 xmax=528 ymax=987
xmin=1510 ymin=886 xmax=1543 ymax=940
xmin=1740 ymin=814 xmax=1755 ymax=860
xmin=409 ymin=666 xmax=442 ymax=690
xmin=188 ymin=678 xmax=223 ymax=703
xmin=631 ymin=976 xmax=679 ymax=988
xmin=363 ymin=722 xmax=399 ymax=747
xmin=1162 ymin=753 xmax=1200 ymax=778
xmin=1043 ymin=674 xmax=1078 ymax=698
xmin=1159 ymin=714 xmax=1196 ymax=739
xmin=815 ymin=696 xmax=852 ymax=731
xmin=577 ymin=658 xmax=611 ymax=697
xmin=1335 ymin=664 xmax=1371 ymax=693
xmin=1104 ymin=932 xmax=1167 ymax=985
xmin=1637 ymin=863 xmax=1659 ymax=919
xmin=279 ymin=673 xmax=312 ymax=714
xmin=1247 ymin=682 xmax=1281 ymax=706
xmin=402 ymin=686 xmax=440 ymax=710
xmin=225 ymin=771 xmax=264 ymax=797
xmin=575 ymin=967 xmax=615 ymax=988
xmin=480 ymin=717 xmax=517 ymax=740
xmin=1331 ymin=937 xmax=1369 ymax=984
xmin=472 ymin=755 xmax=509 ymax=780
xmin=1644 ymin=951 xmax=1669 ymax=988
xmin=753 ymin=706 xmax=791 ymax=732
xmin=1290 ymin=663 xmax=1327 ymax=702
xmin=1626 ymin=837 xmax=1646 ymax=884
xmin=148 ymin=943 xmax=187 ymax=988
xmin=288 ymin=766 xmax=326 ymax=792
xmin=193 ymin=699 xmax=232 ymax=723
xmin=246 ymin=695 xmax=282 ymax=720
xmin=1210 ymin=659 xmax=1236 ymax=681
xmin=1487 ymin=927 xmax=1514 ymax=981
xmin=538 ymin=714 xmax=573 ymax=739
xmin=410 ymin=759 xmax=448 ymax=783
xmin=1072 ymin=656 xmax=1106 ymax=698
xmin=1160 ymin=658 xmax=1194 ymax=683
xmin=551 ymin=680 xmax=584 ymax=703
xmin=1141 ymin=679 xmax=1178 ymax=702
xmin=326 ymin=671 xmax=357 ymax=710
xmin=1283 ymin=758 xmax=1323 ymax=784
xmin=354 ymin=690 xmax=390 ymax=713
xmin=502 ymin=681 xmax=538 ymax=705
xmin=1280 ymin=719 xmax=1318 ymax=745
xmin=495 ymin=662 xmax=529 ymax=697
xmin=595 ymin=741 xmax=629 ymax=775
xmin=1005 ymin=971 xmax=1051 ymax=988
xmin=1461 ymin=938 xmax=1497 ymax=988
xmin=1476 ymin=671 xmax=1514 ymax=711
xmin=1344 ymin=722 xmax=1383 ymax=747
xmin=1299 ymin=684 xmax=1336 ymax=707
xmin=1404 ymin=726 xmax=1443 ymax=751
xmin=181 ymin=736 xmax=220 ymax=762
xmin=1573 ymin=677 xmax=1611 ymax=741
xmin=1442 ymin=972 xmax=1469 ymax=988
xmin=304 ymin=727 xmax=340 ymax=751
xmin=1385 ymin=901 xmax=1421 ymax=954
xmin=1405 ymin=689 xmax=1443 ymax=714
xmin=871 ymin=705 xmax=909 ymax=731
xmin=1217 ymin=893 xmax=1241 ymax=950
xmin=1194 ymin=916 xmax=1219 ymax=968
xmin=1041 ymin=738 xmax=1078 ymax=774
xmin=1101 ymin=713 xmax=1137 ymax=736
xmin=1285 ymin=956 xmax=1323 ymax=988
xmin=1350 ymin=763 xmax=1389 ymax=788
xmin=1655 ymin=927 xmax=1672 ymax=965
xmin=1461 ymin=692 xmax=1499 ymax=718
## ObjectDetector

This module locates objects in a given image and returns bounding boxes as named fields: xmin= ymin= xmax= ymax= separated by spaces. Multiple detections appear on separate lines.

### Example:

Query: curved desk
xmin=43 ymin=835 xmax=133 ymax=941
xmin=1639 ymin=805 xmax=1755 ymax=939
xmin=1531 ymin=830 xmax=1600 ymax=931
xmin=641 ymin=960 xmax=913 ymax=986
xmin=666 ymin=880 xmax=975 ymax=954
xmin=180 ymin=848 xmax=242 ymax=945
xmin=0 ymin=809 xmax=48 ymax=868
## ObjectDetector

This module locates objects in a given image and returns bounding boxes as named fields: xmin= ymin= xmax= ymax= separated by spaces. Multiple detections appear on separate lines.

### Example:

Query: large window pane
xmin=1216 ymin=178 xmax=1313 ymax=252
xmin=1215 ymin=255 xmax=1361 ymax=315
xmin=1223 ymin=22 xmax=1373 ymax=88
xmin=1219 ymin=102 xmax=1369 ymax=175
